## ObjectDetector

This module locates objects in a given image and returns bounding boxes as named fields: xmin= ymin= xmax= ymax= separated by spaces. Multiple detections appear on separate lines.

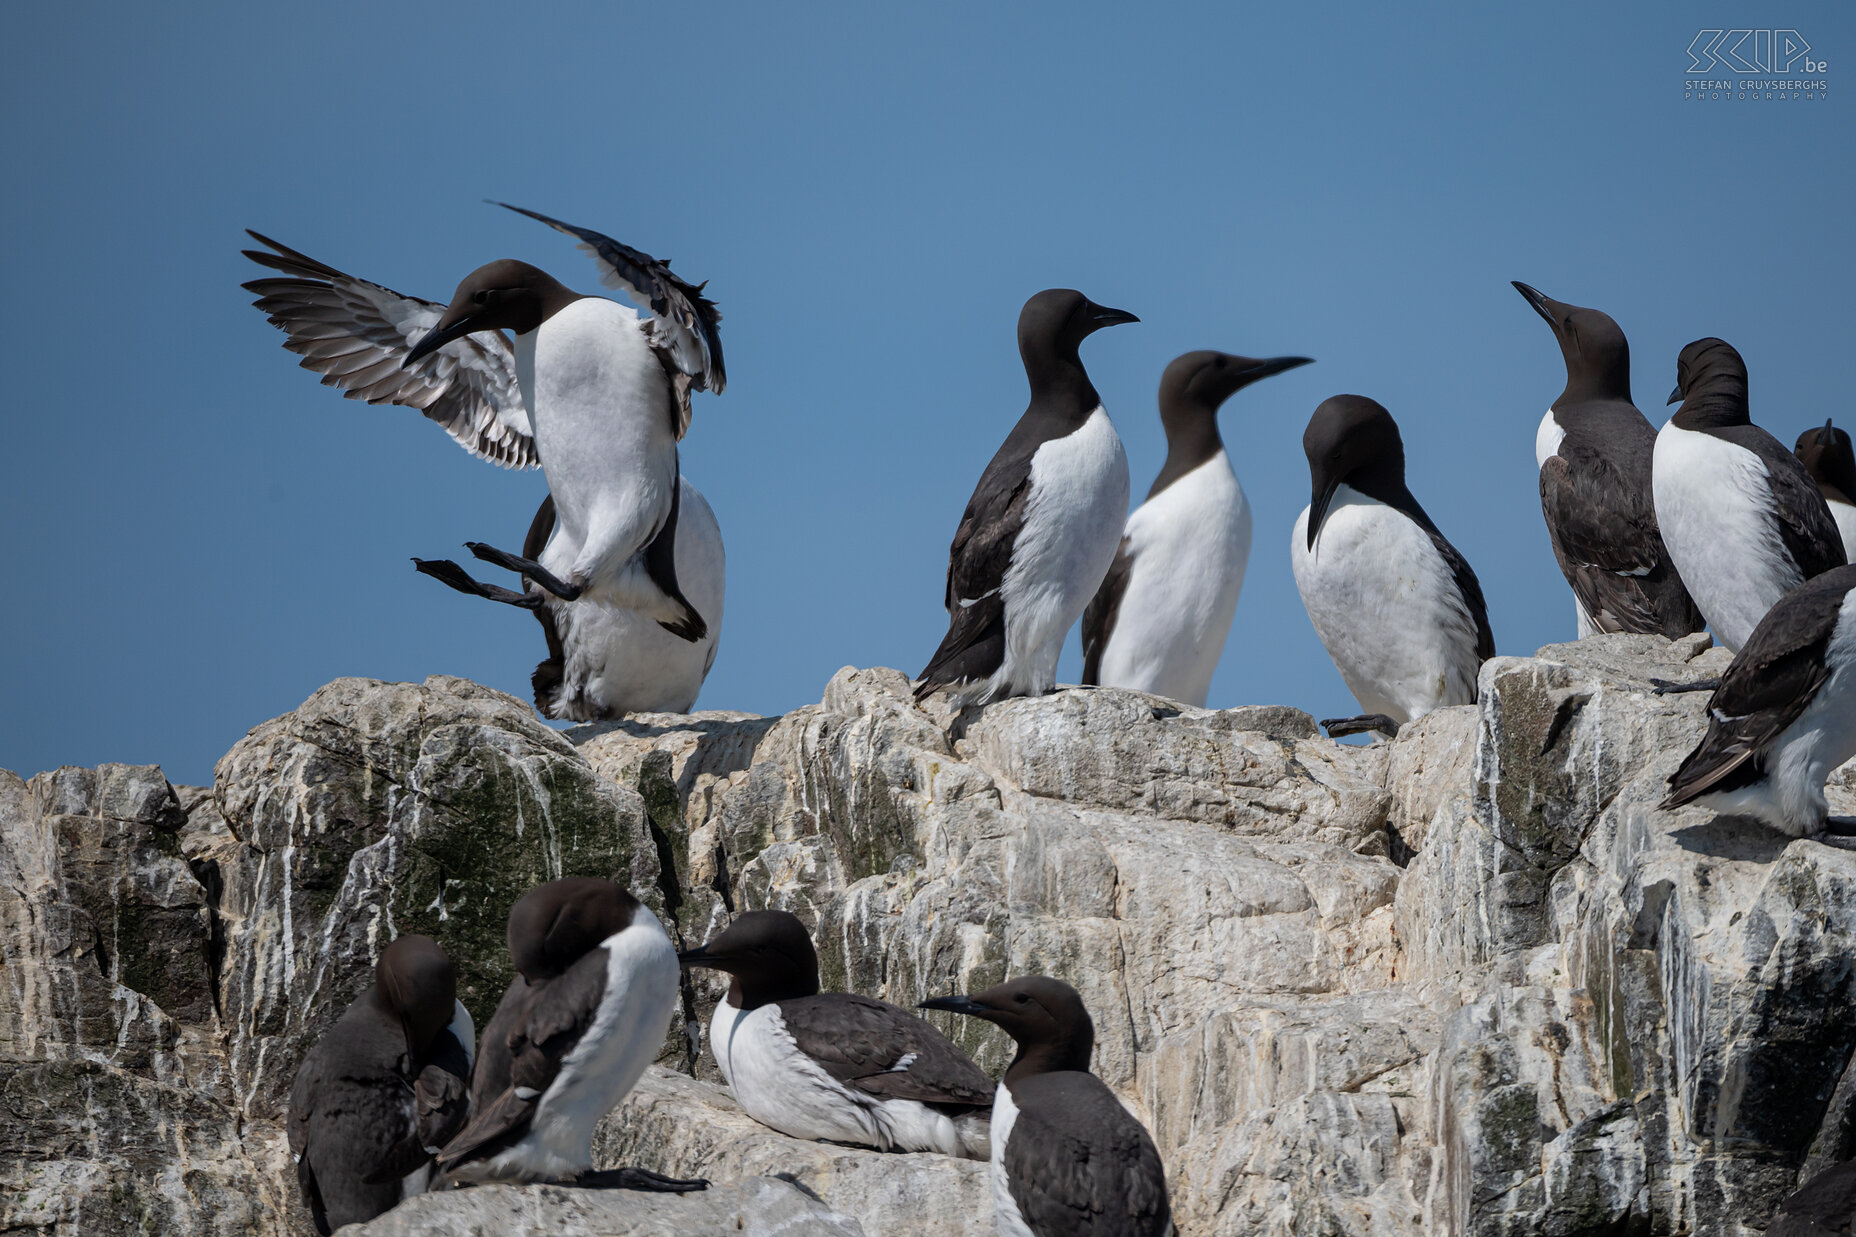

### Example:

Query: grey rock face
xmin=8 ymin=637 xmax=1856 ymax=1236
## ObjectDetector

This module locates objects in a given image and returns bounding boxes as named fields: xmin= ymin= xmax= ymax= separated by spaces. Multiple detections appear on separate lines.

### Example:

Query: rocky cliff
xmin=6 ymin=635 xmax=1856 ymax=1236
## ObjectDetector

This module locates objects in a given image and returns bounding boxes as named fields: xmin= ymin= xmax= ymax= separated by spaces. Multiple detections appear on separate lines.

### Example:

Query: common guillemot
xmin=1081 ymin=350 xmax=1312 ymax=705
xmin=1511 ymin=281 xmax=1702 ymax=639
xmin=1291 ymin=395 xmax=1494 ymax=739
xmin=1662 ymin=564 xmax=1856 ymax=841
xmin=287 ymin=935 xmax=474 ymax=1234
xmin=916 ymin=289 xmax=1137 ymax=705
xmin=242 ymin=209 xmax=725 ymax=717
xmin=434 ymin=878 xmax=699 ymax=1191
xmin=1795 ymin=419 xmax=1856 ymax=563
xmin=921 ymin=977 xmax=1173 ymax=1237
xmin=679 ymin=910 xmax=993 ymax=1157
xmin=1653 ymin=337 xmax=1845 ymax=653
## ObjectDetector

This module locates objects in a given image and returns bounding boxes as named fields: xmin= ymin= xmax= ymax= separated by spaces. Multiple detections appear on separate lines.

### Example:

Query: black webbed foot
xmin=571 ymin=1167 xmax=708 ymax=1192
xmin=465 ymin=541 xmax=584 ymax=600
xmin=1320 ymin=714 xmax=1400 ymax=739
xmin=413 ymin=559 xmax=543 ymax=609
xmin=1651 ymin=676 xmax=1721 ymax=696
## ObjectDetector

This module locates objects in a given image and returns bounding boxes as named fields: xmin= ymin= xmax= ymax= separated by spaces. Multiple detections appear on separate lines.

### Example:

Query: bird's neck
xmin=1002 ymin=1034 xmax=1094 ymax=1086
xmin=1672 ymin=385 xmax=1749 ymax=430
xmin=1151 ymin=401 xmax=1223 ymax=498
xmin=726 ymin=969 xmax=820 ymax=1012
xmin=1023 ymin=351 xmax=1102 ymax=425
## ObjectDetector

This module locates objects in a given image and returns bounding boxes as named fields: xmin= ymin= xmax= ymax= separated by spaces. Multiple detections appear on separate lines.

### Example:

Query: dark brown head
xmin=1302 ymin=394 xmax=1407 ymax=550
xmin=1017 ymin=289 xmax=1138 ymax=415
xmin=1511 ymin=282 xmax=1631 ymax=405
xmin=920 ymin=975 xmax=1095 ymax=1083
xmin=1668 ymin=337 xmax=1749 ymax=425
xmin=375 ymin=934 xmax=456 ymax=1055
xmin=1797 ymin=420 xmax=1856 ymax=503
xmin=676 ymin=909 xmax=820 ymax=1010
xmin=506 ymin=877 xmax=638 ymax=983
xmin=405 ymin=259 xmax=581 ymax=364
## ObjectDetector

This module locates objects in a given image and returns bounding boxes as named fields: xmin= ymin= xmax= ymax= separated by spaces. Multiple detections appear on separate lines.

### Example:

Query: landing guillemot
xmin=287 ymin=935 xmax=474 ymax=1234
xmin=1653 ymin=337 xmax=1845 ymax=653
xmin=434 ymin=878 xmax=699 ymax=1191
xmin=1291 ymin=395 xmax=1494 ymax=739
xmin=679 ymin=910 xmax=993 ymax=1157
xmin=1795 ymin=419 xmax=1856 ymax=562
xmin=1663 ymin=564 xmax=1856 ymax=842
xmin=241 ymin=208 xmax=725 ymax=717
xmin=1511 ymin=281 xmax=1702 ymax=639
xmin=921 ymin=977 xmax=1173 ymax=1237
xmin=1081 ymin=350 xmax=1312 ymax=705
xmin=916 ymin=289 xmax=1137 ymax=705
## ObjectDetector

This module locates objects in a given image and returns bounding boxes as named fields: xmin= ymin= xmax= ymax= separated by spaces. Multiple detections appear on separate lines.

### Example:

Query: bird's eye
xmin=472 ymin=290 xmax=488 ymax=305
xmin=1014 ymin=993 xmax=1030 ymax=1004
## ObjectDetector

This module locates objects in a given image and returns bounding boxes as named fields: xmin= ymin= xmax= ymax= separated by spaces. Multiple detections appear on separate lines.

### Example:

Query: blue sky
xmin=3 ymin=4 xmax=1850 ymax=785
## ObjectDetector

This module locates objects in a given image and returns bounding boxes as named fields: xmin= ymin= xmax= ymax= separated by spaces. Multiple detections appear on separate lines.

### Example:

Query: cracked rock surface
xmin=5 ymin=637 xmax=1856 ymax=1235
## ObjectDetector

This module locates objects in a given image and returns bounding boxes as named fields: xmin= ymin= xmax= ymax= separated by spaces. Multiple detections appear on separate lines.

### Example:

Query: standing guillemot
xmin=679 ymin=910 xmax=993 ymax=1157
xmin=916 ymin=289 xmax=1137 ymax=705
xmin=1795 ymin=420 xmax=1856 ymax=562
xmin=1081 ymin=350 xmax=1312 ymax=705
xmin=434 ymin=878 xmax=699 ymax=1191
xmin=1653 ymin=337 xmax=1845 ymax=653
xmin=1511 ymin=282 xmax=1702 ymax=639
xmin=242 ymin=212 xmax=725 ymax=717
xmin=1291 ymin=396 xmax=1494 ymax=739
xmin=920 ymin=977 xmax=1173 ymax=1237
xmin=1662 ymin=564 xmax=1856 ymax=842
xmin=287 ymin=935 xmax=475 ymax=1235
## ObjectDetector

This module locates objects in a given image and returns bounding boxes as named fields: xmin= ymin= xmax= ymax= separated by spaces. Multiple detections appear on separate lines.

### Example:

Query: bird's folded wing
xmin=1081 ymin=538 xmax=1134 ymax=686
xmin=777 ymin=994 xmax=995 ymax=1106
xmin=1004 ymin=1081 xmax=1171 ymax=1237
xmin=241 ymin=231 xmax=536 ymax=469
xmin=496 ymin=202 xmax=725 ymax=399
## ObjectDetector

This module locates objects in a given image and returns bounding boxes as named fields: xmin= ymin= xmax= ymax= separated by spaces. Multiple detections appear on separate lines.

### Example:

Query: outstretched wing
xmin=495 ymin=202 xmax=725 ymax=398
xmin=242 ymin=231 xmax=536 ymax=469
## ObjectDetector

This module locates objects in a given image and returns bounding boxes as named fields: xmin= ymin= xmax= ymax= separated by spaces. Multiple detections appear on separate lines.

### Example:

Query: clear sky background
xmin=3 ymin=3 xmax=1850 ymax=785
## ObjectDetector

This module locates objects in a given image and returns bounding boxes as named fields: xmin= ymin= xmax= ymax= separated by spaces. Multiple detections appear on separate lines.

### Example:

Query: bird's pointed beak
xmin=676 ymin=943 xmax=717 ymax=969
xmin=405 ymin=308 xmax=487 ymax=367
xmin=1306 ymin=476 xmax=1341 ymax=552
xmin=1511 ymin=281 xmax=1559 ymax=328
xmin=1087 ymin=304 xmax=1140 ymax=329
xmin=1667 ymin=385 xmax=1683 ymax=406
xmin=1242 ymin=356 xmax=1315 ymax=383
xmin=918 ymin=994 xmax=992 ymax=1018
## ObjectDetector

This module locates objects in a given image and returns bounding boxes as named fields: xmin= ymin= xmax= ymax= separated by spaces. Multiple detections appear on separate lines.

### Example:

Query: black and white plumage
xmin=435 ymin=878 xmax=696 ymax=1191
xmin=678 ymin=910 xmax=993 ymax=1157
xmin=920 ymin=977 xmax=1172 ymax=1237
xmin=917 ymin=289 xmax=1138 ymax=706
xmin=1795 ymin=420 xmax=1856 ymax=562
xmin=1081 ymin=350 xmax=1311 ymax=705
xmin=1662 ymin=564 xmax=1856 ymax=839
xmin=1511 ymin=282 xmax=1702 ymax=639
xmin=243 ymin=208 xmax=725 ymax=716
xmin=1290 ymin=395 xmax=1494 ymax=739
xmin=1653 ymin=337 xmax=1846 ymax=653
xmin=287 ymin=935 xmax=474 ymax=1235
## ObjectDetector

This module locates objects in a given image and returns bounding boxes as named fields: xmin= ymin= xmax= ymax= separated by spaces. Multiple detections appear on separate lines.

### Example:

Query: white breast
xmin=988 ymin=1082 xmax=1035 ymax=1237
xmin=1535 ymin=408 xmax=1565 ymax=469
xmin=705 ymin=997 xmax=977 ymax=1156
xmin=1290 ymin=485 xmax=1481 ymax=724
xmin=1096 ymin=452 xmax=1250 ymax=706
xmin=1830 ymin=499 xmax=1856 ymax=564
xmin=1652 ymin=422 xmax=1801 ymax=653
xmin=990 ymin=408 xmax=1130 ymax=699
xmin=543 ymin=478 xmax=725 ymax=719
xmin=516 ymin=299 xmax=679 ymax=604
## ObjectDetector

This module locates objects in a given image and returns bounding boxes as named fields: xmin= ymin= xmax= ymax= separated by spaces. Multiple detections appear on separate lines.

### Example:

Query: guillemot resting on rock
xmin=1291 ymin=395 xmax=1494 ymax=739
xmin=679 ymin=910 xmax=993 ymax=1157
xmin=916 ymin=289 xmax=1137 ymax=705
xmin=1653 ymin=337 xmax=1844 ymax=654
xmin=241 ymin=211 xmax=724 ymax=717
xmin=1081 ymin=350 xmax=1312 ymax=706
xmin=1511 ymin=282 xmax=1702 ymax=639
xmin=287 ymin=935 xmax=474 ymax=1235
xmin=921 ymin=977 xmax=1173 ymax=1237
xmin=435 ymin=878 xmax=699 ymax=1191
xmin=1795 ymin=420 xmax=1856 ymax=563
xmin=1662 ymin=564 xmax=1856 ymax=842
